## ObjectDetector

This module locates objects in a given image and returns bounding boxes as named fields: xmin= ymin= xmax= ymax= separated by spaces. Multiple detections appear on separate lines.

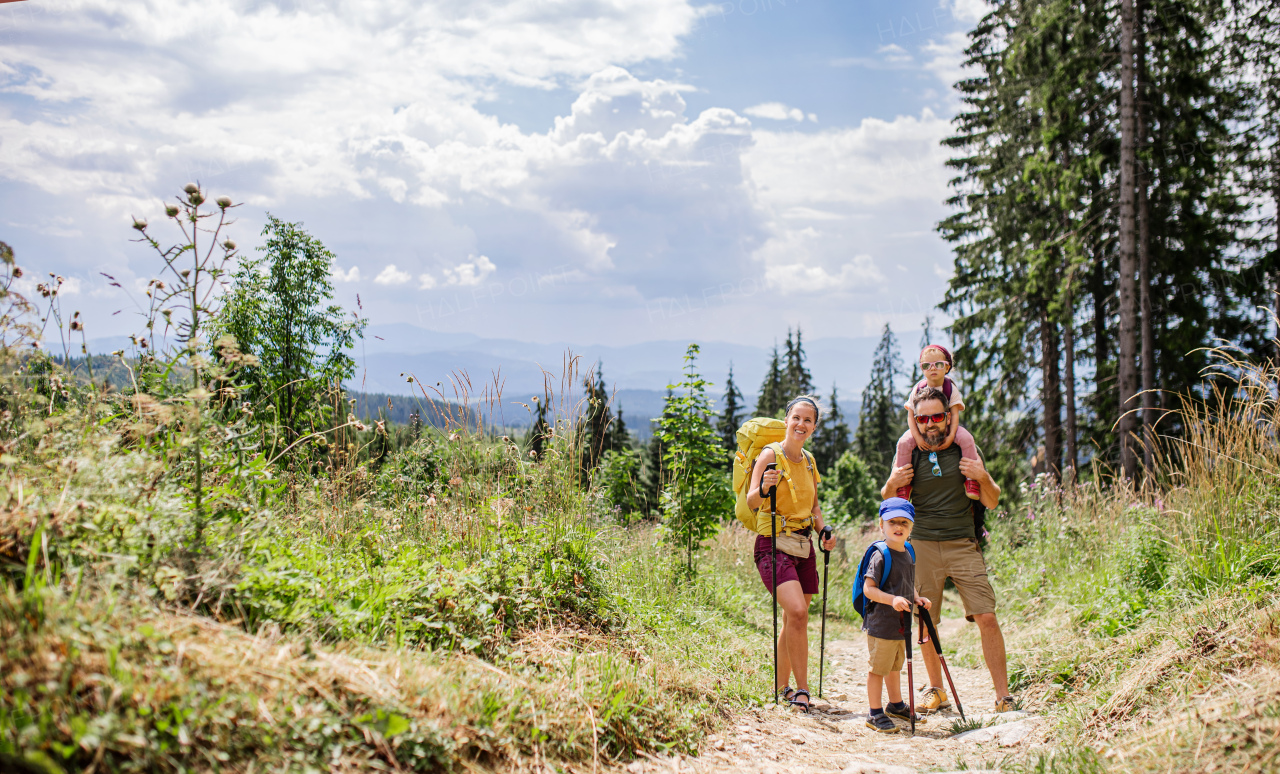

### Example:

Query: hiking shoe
xmin=964 ymin=479 xmax=981 ymax=500
xmin=896 ymin=485 xmax=912 ymax=500
xmin=995 ymin=696 xmax=1018 ymax=713
xmin=885 ymin=703 xmax=927 ymax=724
xmin=865 ymin=713 xmax=897 ymax=734
xmin=918 ymin=687 xmax=951 ymax=714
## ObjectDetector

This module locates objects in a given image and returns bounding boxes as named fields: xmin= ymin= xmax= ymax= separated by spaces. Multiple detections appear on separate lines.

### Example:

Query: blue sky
xmin=1 ymin=0 xmax=985 ymax=350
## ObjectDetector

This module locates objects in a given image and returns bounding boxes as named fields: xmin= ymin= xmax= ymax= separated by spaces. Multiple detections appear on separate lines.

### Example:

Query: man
xmin=880 ymin=385 xmax=1015 ymax=713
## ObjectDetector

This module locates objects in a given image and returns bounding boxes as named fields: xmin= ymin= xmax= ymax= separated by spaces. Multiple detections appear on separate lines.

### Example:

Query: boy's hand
xmin=891 ymin=596 xmax=911 ymax=612
xmin=916 ymin=596 xmax=931 ymax=610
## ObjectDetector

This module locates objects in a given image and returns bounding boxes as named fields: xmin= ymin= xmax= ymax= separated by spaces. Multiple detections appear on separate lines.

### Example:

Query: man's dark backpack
xmin=909 ymin=446 xmax=988 ymax=547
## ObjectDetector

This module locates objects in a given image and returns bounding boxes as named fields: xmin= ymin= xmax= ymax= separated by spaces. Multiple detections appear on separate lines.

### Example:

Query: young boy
xmin=863 ymin=497 xmax=931 ymax=733
xmin=896 ymin=344 xmax=980 ymax=500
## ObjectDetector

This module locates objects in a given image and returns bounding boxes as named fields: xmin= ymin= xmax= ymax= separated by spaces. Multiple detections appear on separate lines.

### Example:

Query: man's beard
xmin=924 ymin=425 xmax=946 ymax=447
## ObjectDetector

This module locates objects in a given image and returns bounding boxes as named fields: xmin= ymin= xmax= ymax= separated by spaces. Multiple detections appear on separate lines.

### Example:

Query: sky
xmin=1 ymin=0 xmax=986 ymax=350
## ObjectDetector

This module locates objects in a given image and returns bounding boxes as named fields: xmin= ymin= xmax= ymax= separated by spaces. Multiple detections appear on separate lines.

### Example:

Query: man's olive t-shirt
xmin=863 ymin=545 xmax=914 ymax=640
xmin=910 ymin=444 xmax=975 ymax=542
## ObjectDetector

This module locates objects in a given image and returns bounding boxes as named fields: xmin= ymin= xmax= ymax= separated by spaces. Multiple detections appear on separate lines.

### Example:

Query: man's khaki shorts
xmin=914 ymin=538 xmax=997 ymax=623
xmin=867 ymin=635 xmax=906 ymax=676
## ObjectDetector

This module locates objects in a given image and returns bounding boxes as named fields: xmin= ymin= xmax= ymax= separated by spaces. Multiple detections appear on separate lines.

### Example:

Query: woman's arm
xmin=745 ymin=447 xmax=779 ymax=511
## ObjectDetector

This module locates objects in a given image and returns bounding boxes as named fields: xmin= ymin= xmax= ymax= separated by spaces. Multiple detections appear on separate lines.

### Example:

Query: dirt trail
xmin=621 ymin=618 xmax=1047 ymax=774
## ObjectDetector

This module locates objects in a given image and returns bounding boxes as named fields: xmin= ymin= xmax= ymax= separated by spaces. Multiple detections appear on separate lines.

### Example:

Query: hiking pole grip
xmin=819 ymin=525 xmax=832 ymax=558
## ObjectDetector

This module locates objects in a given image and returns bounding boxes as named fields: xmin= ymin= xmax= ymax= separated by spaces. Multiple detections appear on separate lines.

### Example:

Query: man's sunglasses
xmin=921 ymin=360 xmax=949 ymax=370
xmin=916 ymin=412 xmax=948 ymax=425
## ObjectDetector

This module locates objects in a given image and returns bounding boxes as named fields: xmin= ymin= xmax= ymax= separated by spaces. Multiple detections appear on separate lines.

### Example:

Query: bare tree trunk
xmin=1041 ymin=310 xmax=1062 ymax=480
xmin=1117 ymin=0 xmax=1140 ymax=480
xmin=1275 ymin=178 xmax=1280 ymax=365
xmin=1093 ymin=252 xmax=1109 ymax=367
xmin=1064 ymin=283 xmax=1079 ymax=476
xmin=1137 ymin=0 xmax=1155 ymax=477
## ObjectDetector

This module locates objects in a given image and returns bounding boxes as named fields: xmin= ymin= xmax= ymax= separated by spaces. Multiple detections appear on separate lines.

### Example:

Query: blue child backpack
xmin=853 ymin=540 xmax=916 ymax=620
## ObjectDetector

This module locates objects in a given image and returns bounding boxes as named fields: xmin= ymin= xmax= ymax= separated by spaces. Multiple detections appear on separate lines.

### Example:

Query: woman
xmin=746 ymin=395 xmax=837 ymax=710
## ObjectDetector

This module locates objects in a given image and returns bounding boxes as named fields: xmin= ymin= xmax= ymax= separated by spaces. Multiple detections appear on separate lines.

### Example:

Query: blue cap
xmin=879 ymin=497 xmax=915 ymax=522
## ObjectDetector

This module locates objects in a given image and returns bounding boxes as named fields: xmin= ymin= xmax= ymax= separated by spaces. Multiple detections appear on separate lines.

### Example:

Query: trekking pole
xmin=817 ymin=525 xmax=832 ymax=698
xmin=762 ymin=462 xmax=779 ymax=705
xmin=904 ymin=607 xmax=915 ymax=735
xmin=919 ymin=607 xmax=965 ymax=721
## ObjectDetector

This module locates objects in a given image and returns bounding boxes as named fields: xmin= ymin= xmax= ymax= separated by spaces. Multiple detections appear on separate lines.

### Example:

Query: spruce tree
xmin=756 ymin=346 xmax=785 ymax=417
xmin=716 ymin=363 xmax=745 ymax=459
xmin=854 ymin=324 xmax=902 ymax=485
xmin=580 ymin=363 xmax=623 ymax=472
xmin=784 ymin=326 xmax=815 ymax=397
xmin=813 ymin=382 xmax=852 ymax=472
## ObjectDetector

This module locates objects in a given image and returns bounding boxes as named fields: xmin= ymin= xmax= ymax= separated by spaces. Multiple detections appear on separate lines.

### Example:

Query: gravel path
xmin=617 ymin=618 xmax=1047 ymax=774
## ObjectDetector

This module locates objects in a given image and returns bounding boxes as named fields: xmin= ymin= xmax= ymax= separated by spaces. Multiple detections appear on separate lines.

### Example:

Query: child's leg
xmin=895 ymin=430 xmax=917 ymax=468
xmin=867 ymin=671 xmax=884 ymax=710
xmin=885 ymin=670 xmax=903 ymax=704
xmin=956 ymin=426 xmax=978 ymax=461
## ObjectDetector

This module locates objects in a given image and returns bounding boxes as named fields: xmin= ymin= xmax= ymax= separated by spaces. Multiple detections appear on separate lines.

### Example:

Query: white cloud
xmin=743 ymin=110 xmax=952 ymax=298
xmin=764 ymin=255 xmax=885 ymax=294
xmin=443 ymin=255 xmax=496 ymax=287
xmin=951 ymin=0 xmax=991 ymax=24
xmin=375 ymin=265 xmax=411 ymax=285
xmin=744 ymin=102 xmax=806 ymax=122
xmin=332 ymin=265 xmax=360 ymax=283
xmin=418 ymin=273 xmax=437 ymax=290
xmin=922 ymin=32 xmax=975 ymax=93
xmin=878 ymin=44 xmax=914 ymax=64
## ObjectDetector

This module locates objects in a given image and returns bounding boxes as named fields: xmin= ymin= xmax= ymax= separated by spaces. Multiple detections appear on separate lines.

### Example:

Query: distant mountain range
xmin=88 ymin=323 xmax=878 ymax=434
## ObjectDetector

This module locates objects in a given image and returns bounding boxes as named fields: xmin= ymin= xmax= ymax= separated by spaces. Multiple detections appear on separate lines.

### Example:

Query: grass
xmin=0 ymin=360 xmax=777 ymax=773
xmin=9 ymin=338 xmax=1280 ymax=772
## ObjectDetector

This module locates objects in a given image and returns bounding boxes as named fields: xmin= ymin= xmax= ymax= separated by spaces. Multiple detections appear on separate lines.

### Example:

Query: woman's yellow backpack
xmin=731 ymin=418 xmax=818 ymax=533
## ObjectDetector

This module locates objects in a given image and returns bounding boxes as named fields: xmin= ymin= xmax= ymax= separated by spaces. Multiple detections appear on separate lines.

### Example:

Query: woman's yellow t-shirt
xmin=754 ymin=445 xmax=820 ymax=535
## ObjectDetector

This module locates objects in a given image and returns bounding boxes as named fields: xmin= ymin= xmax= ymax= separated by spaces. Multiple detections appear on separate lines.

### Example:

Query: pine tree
xmin=813 ymin=382 xmax=852 ymax=472
xmin=784 ymin=326 xmax=815 ymax=397
xmin=909 ymin=316 xmax=934 ymax=388
xmin=638 ymin=389 xmax=674 ymax=513
xmin=716 ymin=363 xmax=745 ymax=460
xmin=580 ymin=363 xmax=623 ymax=472
xmin=525 ymin=394 xmax=551 ymax=460
xmin=756 ymin=346 xmax=785 ymax=417
xmin=854 ymin=324 xmax=902 ymax=485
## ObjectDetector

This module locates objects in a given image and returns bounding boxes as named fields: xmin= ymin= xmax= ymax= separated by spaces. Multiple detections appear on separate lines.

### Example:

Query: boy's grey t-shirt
xmin=863 ymin=545 xmax=915 ymax=640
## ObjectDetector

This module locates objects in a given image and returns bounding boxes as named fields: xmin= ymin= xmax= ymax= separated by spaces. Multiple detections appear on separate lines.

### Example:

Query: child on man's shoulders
xmin=895 ymin=344 xmax=980 ymax=501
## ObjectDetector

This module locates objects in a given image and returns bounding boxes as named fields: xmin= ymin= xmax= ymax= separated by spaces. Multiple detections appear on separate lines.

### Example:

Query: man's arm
xmin=959 ymin=456 xmax=1000 ymax=508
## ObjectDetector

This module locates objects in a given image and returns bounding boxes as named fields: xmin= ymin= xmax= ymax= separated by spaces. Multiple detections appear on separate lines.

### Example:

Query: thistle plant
xmin=130 ymin=184 xmax=240 ymax=559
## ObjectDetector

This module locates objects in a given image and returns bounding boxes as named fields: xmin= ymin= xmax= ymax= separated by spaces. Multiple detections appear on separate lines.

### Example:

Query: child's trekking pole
xmin=918 ymin=608 xmax=965 ymax=721
xmin=904 ymin=607 xmax=916 ymax=735
xmin=817 ymin=525 xmax=832 ymax=698
xmin=762 ymin=462 xmax=779 ymax=705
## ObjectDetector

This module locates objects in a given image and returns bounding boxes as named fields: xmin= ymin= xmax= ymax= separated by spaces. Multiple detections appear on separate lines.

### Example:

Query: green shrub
xmin=819 ymin=450 xmax=881 ymax=526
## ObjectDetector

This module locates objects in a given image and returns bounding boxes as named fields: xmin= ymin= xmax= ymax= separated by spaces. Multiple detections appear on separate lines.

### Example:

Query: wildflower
xmin=132 ymin=217 xmax=148 ymax=231
xmin=183 ymin=183 xmax=199 ymax=194
xmin=216 ymin=196 xmax=232 ymax=209
xmin=11 ymin=266 xmax=21 ymax=278
xmin=165 ymin=204 xmax=180 ymax=217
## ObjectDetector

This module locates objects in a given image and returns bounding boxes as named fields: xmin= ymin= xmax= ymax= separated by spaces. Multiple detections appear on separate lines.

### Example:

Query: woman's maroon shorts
xmin=754 ymin=534 xmax=820 ymax=595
